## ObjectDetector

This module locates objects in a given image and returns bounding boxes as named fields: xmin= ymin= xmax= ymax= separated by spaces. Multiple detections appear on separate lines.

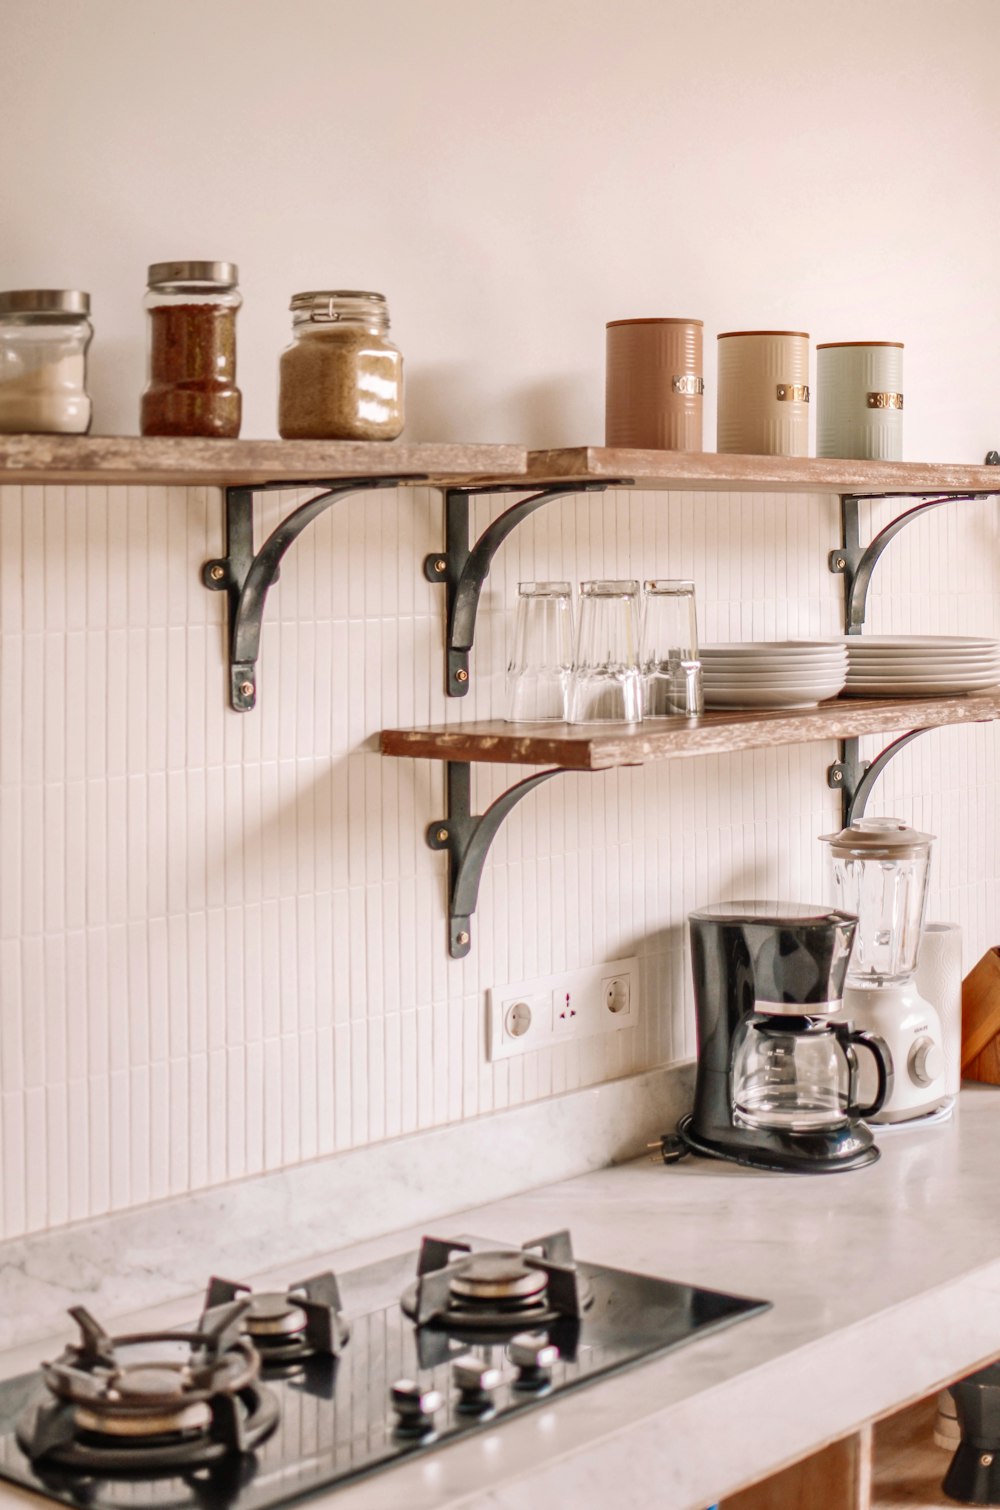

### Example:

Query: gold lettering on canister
xmin=866 ymin=392 xmax=904 ymax=409
xmin=776 ymin=384 xmax=810 ymax=402
xmin=671 ymin=374 xmax=705 ymax=396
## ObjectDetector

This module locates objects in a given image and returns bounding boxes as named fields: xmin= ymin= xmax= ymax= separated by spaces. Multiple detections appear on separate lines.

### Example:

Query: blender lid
xmin=819 ymin=815 xmax=934 ymax=860
xmin=689 ymin=900 xmax=857 ymax=926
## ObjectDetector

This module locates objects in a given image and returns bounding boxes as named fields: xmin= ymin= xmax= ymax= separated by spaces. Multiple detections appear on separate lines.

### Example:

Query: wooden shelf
xmin=381 ymin=692 xmax=1000 ymax=771
xmin=526 ymin=447 xmax=1000 ymax=496
xmin=0 ymin=435 xmax=528 ymax=488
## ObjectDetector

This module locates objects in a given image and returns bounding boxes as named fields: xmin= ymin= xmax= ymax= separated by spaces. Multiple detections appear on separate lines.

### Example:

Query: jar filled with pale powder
xmin=278 ymin=290 xmax=404 ymax=440
xmin=0 ymin=290 xmax=93 ymax=434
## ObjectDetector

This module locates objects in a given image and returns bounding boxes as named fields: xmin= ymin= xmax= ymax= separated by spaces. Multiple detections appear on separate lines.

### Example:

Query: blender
xmin=678 ymin=901 xmax=891 ymax=1173
xmin=820 ymin=817 xmax=949 ymax=1123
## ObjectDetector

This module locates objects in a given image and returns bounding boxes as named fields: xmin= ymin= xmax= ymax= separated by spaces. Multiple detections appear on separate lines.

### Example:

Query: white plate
xmin=843 ymin=678 xmax=1000 ymax=695
xmin=840 ymin=635 xmax=1000 ymax=651
xmin=703 ymin=659 xmax=847 ymax=675
xmin=704 ymin=675 xmax=846 ymax=690
xmin=845 ymin=659 xmax=1000 ymax=675
xmin=847 ymin=648 xmax=1000 ymax=664
xmin=705 ymin=688 xmax=836 ymax=709
xmin=703 ymin=640 xmax=843 ymax=653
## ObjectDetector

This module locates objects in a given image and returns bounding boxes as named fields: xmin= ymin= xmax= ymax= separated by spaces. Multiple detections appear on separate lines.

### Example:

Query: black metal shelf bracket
xmin=423 ymin=480 xmax=633 ymax=696
xmin=829 ymin=484 xmax=999 ymax=634
xmin=204 ymin=475 xmax=423 ymax=711
xmin=827 ymin=729 xmax=930 ymax=826
xmin=426 ymin=761 xmax=568 ymax=957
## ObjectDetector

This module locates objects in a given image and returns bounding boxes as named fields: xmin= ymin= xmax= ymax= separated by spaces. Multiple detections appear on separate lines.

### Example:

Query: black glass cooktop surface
xmin=0 ymin=1238 xmax=769 ymax=1510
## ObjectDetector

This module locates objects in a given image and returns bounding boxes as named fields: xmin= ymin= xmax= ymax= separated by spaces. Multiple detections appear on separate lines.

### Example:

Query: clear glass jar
xmin=140 ymin=261 xmax=242 ymax=438
xmin=0 ymin=290 xmax=93 ymax=434
xmin=278 ymin=290 xmax=404 ymax=441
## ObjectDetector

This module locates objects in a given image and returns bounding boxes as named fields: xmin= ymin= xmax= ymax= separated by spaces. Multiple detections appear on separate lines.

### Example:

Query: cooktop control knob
xmin=909 ymin=1036 xmax=945 ymax=1087
xmin=451 ymin=1354 xmax=502 ymax=1415
xmin=509 ymin=1332 xmax=560 ymax=1391
xmin=390 ymin=1379 xmax=444 ymax=1437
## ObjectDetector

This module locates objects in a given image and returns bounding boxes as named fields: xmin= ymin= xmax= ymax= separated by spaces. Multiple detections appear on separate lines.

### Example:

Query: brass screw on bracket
xmin=240 ymin=681 xmax=254 ymax=698
xmin=455 ymin=669 xmax=469 ymax=683
xmin=834 ymin=556 xmax=847 ymax=571
xmin=456 ymin=931 xmax=470 ymax=947
xmin=830 ymin=768 xmax=843 ymax=784
xmin=209 ymin=564 xmax=225 ymax=581
xmin=435 ymin=828 xmax=449 ymax=843
xmin=433 ymin=559 xmax=447 ymax=574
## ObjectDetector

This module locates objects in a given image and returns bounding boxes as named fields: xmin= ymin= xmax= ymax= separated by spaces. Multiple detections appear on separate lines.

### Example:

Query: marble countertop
xmin=7 ymin=1085 xmax=1000 ymax=1510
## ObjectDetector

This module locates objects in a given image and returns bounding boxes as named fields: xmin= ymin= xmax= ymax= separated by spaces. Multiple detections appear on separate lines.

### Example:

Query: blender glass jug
xmin=820 ymin=817 xmax=934 ymax=985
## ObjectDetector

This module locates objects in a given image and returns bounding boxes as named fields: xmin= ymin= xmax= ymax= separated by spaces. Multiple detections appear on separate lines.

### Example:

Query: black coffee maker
xmin=943 ymin=1363 xmax=1000 ymax=1504
xmin=678 ymin=901 xmax=891 ymax=1174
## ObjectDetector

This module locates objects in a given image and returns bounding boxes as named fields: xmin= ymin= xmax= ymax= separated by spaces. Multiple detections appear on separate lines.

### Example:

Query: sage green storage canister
xmin=717 ymin=330 xmax=810 ymax=456
xmin=816 ymin=341 xmax=903 ymax=460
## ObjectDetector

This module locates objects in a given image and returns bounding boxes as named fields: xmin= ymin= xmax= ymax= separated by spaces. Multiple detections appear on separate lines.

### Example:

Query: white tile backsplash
xmin=0 ymin=480 xmax=997 ymax=1239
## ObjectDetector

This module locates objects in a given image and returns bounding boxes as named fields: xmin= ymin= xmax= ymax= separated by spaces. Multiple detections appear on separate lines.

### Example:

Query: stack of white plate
xmin=843 ymin=636 xmax=1000 ymax=696
xmin=701 ymin=641 xmax=848 ymax=709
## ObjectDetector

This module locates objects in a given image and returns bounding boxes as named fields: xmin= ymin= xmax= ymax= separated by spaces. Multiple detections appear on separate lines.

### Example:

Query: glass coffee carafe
xmin=732 ymin=1014 xmax=890 ymax=1130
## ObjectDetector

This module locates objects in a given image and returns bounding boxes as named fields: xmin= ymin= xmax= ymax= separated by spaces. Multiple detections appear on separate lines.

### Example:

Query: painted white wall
xmin=2 ymin=0 xmax=999 ymax=455
xmin=2 ymin=1 xmax=1000 ymax=1240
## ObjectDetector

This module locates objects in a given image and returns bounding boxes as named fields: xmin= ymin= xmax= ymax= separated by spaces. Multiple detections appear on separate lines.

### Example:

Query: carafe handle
xmin=842 ymin=1028 xmax=893 ymax=1118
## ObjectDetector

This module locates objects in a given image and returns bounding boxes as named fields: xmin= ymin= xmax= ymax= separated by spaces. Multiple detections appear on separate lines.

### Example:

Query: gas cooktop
xmin=0 ymin=1230 xmax=769 ymax=1509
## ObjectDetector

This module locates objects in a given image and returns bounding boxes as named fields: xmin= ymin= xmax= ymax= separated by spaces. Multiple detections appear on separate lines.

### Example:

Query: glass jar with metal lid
xmin=0 ymin=290 xmax=93 ymax=435
xmin=278 ymin=291 xmax=404 ymax=441
xmin=140 ymin=261 xmax=242 ymax=438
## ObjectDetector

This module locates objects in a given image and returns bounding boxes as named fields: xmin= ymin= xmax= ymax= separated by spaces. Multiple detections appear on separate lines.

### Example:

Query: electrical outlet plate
xmin=487 ymin=957 xmax=639 ymax=1060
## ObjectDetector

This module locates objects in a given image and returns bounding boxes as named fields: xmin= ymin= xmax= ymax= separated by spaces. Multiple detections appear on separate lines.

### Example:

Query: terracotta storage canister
xmin=816 ymin=341 xmax=903 ymax=460
xmin=605 ymin=318 xmax=703 ymax=451
xmin=716 ymin=330 xmax=810 ymax=456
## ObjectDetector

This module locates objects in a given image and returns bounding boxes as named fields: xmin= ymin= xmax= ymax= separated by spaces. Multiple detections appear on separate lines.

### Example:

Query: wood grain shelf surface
xmin=0 ymin=435 xmax=528 ymax=487
xmin=381 ymin=692 xmax=1000 ymax=770
xmin=527 ymin=447 xmax=1000 ymax=496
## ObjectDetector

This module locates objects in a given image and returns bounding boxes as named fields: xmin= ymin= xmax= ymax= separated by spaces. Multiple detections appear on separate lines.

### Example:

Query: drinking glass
xmin=505 ymin=581 xmax=575 ymax=721
xmin=568 ymin=580 xmax=643 ymax=723
xmin=641 ymin=579 xmax=704 ymax=717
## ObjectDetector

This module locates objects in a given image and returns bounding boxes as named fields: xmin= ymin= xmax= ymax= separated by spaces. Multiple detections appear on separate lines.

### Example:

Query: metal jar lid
xmin=290 ymin=290 xmax=387 ymax=321
xmin=819 ymin=815 xmax=935 ymax=860
xmin=0 ymin=289 xmax=90 ymax=315
xmin=147 ymin=261 xmax=239 ymax=288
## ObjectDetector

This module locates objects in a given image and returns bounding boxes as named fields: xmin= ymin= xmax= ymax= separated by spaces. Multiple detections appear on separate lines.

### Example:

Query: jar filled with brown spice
xmin=140 ymin=260 xmax=242 ymax=438
xmin=278 ymin=290 xmax=404 ymax=440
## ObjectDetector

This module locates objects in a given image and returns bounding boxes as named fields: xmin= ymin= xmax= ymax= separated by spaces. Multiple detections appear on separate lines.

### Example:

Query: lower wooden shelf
xmin=380 ymin=691 xmax=1000 ymax=770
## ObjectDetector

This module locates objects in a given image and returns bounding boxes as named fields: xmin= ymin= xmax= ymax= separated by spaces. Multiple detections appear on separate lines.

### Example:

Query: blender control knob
xmin=509 ymin=1333 xmax=559 ymax=1390
xmin=451 ymin=1354 xmax=502 ymax=1414
xmin=391 ymin=1379 xmax=444 ymax=1437
xmin=909 ymin=1037 xmax=945 ymax=1087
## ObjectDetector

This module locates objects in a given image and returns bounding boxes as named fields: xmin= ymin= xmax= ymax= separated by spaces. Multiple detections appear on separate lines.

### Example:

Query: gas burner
xmin=400 ymin=1230 xmax=593 ymax=1333
xmin=203 ymin=1273 xmax=349 ymax=1366
xmin=16 ymin=1301 xmax=279 ymax=1474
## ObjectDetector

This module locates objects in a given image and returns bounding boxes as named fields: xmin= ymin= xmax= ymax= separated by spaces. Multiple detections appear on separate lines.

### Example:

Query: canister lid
xmin=606 ymin=317 xmax=703 ymax=327
xmin=819 ymin=815 xmax=934 ymax=859
xmin=147 ymin=261 xmax=238 ymax=288
xmin=816 ymin=340 xmax=904 ymax=349
xmin=717 ymin=329 xmax=810 ymax=339
xmin=0 ymin=289 xmax=90 ymax=315
xmin=290 ymin=290 xmax=386 ymax=314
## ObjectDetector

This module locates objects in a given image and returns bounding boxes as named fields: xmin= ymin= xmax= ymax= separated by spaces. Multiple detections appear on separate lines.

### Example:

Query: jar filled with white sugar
xmin=278 ymin=290 xmax=404 ymax=440
xmin=0 ymin=290 xmax=93 ymax=434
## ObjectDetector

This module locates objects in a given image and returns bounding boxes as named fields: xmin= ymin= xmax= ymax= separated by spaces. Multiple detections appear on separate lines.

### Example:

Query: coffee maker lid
xmin=689 ymin=900 xmax=856 ymax=926
xmin=819 ymin=815 xmax=934 ymax=860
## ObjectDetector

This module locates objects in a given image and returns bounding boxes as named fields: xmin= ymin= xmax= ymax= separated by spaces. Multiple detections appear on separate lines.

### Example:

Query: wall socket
xmin=487 ymin=958 xmax=639 ymax=1061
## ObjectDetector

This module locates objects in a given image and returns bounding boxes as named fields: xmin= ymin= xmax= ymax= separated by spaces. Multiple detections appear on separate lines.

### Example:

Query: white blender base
xmin=843 ymin=983 xmax=950 ymax=1124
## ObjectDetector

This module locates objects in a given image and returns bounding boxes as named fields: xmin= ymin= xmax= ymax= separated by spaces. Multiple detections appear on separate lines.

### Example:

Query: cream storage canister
xmin=605 ymin=317 xmax=703 ymax=451
xmin=716 ymin=329 xmax=810 ymax=456
xmin=278 ymin=290 xmax=404 ymax=440
xmin=816 ymin=341 xmax=903 ymax=460
xmin=0 ymin=290 xmax=93 ymax=434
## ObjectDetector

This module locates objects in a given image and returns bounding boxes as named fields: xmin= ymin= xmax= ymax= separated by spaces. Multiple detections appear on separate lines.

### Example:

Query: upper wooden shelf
xmin=0 ymin=435 xmax=528 ymax=488
xmin=526 ymin=447 xmax=1000 ymax=496
xmin=381 ymin=691 xmax=1000 ymax=771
